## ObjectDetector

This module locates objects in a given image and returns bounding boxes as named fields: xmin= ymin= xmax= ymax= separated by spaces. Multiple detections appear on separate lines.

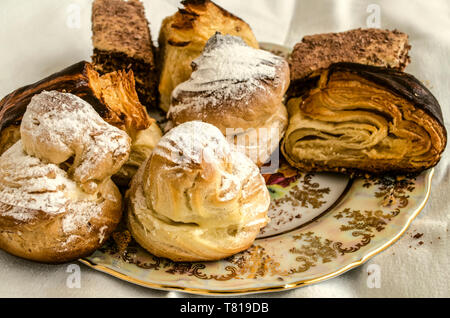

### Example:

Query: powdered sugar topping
xmin=0 ymin=141 xmax=100 ymax=222
xmin=0 ymin=91 xmax=127 ymax=234
xmin=169 ymin=33 xmax=284 ymax=114
xmin=152 ymin=121 xmax=261 ymax=203
xmin=20 ymin=91 xmax=131 ymax=193
xmin=154 ymin=121 xmax=230 ymax=166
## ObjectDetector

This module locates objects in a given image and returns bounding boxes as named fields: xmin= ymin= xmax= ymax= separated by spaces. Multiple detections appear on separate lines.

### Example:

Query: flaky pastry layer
xmin=282 ymin=63 xmax=447 ymax=174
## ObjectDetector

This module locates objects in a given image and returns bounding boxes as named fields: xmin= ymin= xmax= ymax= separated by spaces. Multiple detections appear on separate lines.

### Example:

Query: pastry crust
xmin=0 ymin=91 xmax=131 ymax=263
xmin=126 ymin=121 xmax=270 ymax=262
xmin=168 ymin=33 xmax=290 ymax=166
xmin=158 ymin=0 xmax=259 ymax=111
xmin=0 ymin=145 xmax=122 ymax=263
xmin=0 ymin=125 xmax=20 ymax=156
xmin=86 ymin=68 xmax=163 ymax=185
xmin=282 ymin=63 xmax=447 ymax=174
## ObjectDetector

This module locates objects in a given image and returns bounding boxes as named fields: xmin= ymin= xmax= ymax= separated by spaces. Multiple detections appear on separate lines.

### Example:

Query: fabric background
xmin=0 ymin=0 xmax=448 ymax=297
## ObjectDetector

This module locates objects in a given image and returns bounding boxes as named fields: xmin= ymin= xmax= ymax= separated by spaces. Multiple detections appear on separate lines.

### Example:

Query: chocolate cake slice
xmin=91 ymin=0 xmax=158 ymax=109
xmin=289 ymin=28 xmax=411 ymax=82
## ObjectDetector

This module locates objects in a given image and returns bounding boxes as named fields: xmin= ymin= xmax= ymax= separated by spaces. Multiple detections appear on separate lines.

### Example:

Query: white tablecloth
xmin=0 ymin=0 xmax=448 ymax=298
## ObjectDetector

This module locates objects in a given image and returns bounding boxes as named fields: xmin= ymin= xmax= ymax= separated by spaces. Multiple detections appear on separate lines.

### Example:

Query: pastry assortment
xmin=0 ymin=0 xmax=447 ymax=264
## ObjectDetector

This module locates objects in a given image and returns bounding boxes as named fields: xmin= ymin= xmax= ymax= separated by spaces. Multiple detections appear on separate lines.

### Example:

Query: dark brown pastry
xmin=91 ymin=0 xmax=158 ymax=109
xmin=0 ymin=61 xmax=150 ymax=135
xmin=282 ymin=63 xmax=447 ymax=174
xmin=289 ymin=28 xmax=411 ymax=83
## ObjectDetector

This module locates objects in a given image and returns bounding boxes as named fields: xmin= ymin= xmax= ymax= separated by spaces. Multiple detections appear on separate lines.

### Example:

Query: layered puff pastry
xmin=127 ymin=121 xmax=270 ymax=262
xmin=0 ymin=91 xmax=131 ymax=263
xmin=0 ymin=61 xmax=162 ymax=185
xmin=158 ymin=0 xmax=259 ymax=111
xmin=282 ymin=63 xmax=447 ymax=174
xmin=168 ymin=33 xmax=290 ymax=166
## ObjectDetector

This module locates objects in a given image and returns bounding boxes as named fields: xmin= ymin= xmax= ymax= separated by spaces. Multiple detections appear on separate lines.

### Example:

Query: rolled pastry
xmin=282 ymin=63 xmax=447 ymax=174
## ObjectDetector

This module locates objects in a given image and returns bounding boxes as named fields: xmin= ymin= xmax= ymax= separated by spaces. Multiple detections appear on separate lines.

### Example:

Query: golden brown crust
xmin=113 ymin=121 xmax=163 ymax=186
xmin=158 ymin=0 xmax=259 ymax=111
xmin=126 ymin=122 xmax=270 ymax=262
xmin=0 ymin=125 xmax=20 ymax=156
xmin=0 ymin=92 xmax=131 ymax=263
xmin=86 ymin=67 xmax=152 ymax=134
xmin=173 ymin=0 xmax=245 ymax=31
xmin=0 ymin=179 xmax=122 ymax=264
xmin=127 ymin=163 xmax=265 ymax=262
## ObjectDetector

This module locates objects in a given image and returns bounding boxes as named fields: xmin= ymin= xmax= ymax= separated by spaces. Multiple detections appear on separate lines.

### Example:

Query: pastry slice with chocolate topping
xmin=289 ymin=28 xmax=411 ymax=83
xmin=91 ymin=0 xmax=158 ymax=109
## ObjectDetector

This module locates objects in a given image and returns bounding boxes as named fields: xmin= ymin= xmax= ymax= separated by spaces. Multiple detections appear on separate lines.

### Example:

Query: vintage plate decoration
xmin=79 ymin=43 xmax=435 ymax=295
